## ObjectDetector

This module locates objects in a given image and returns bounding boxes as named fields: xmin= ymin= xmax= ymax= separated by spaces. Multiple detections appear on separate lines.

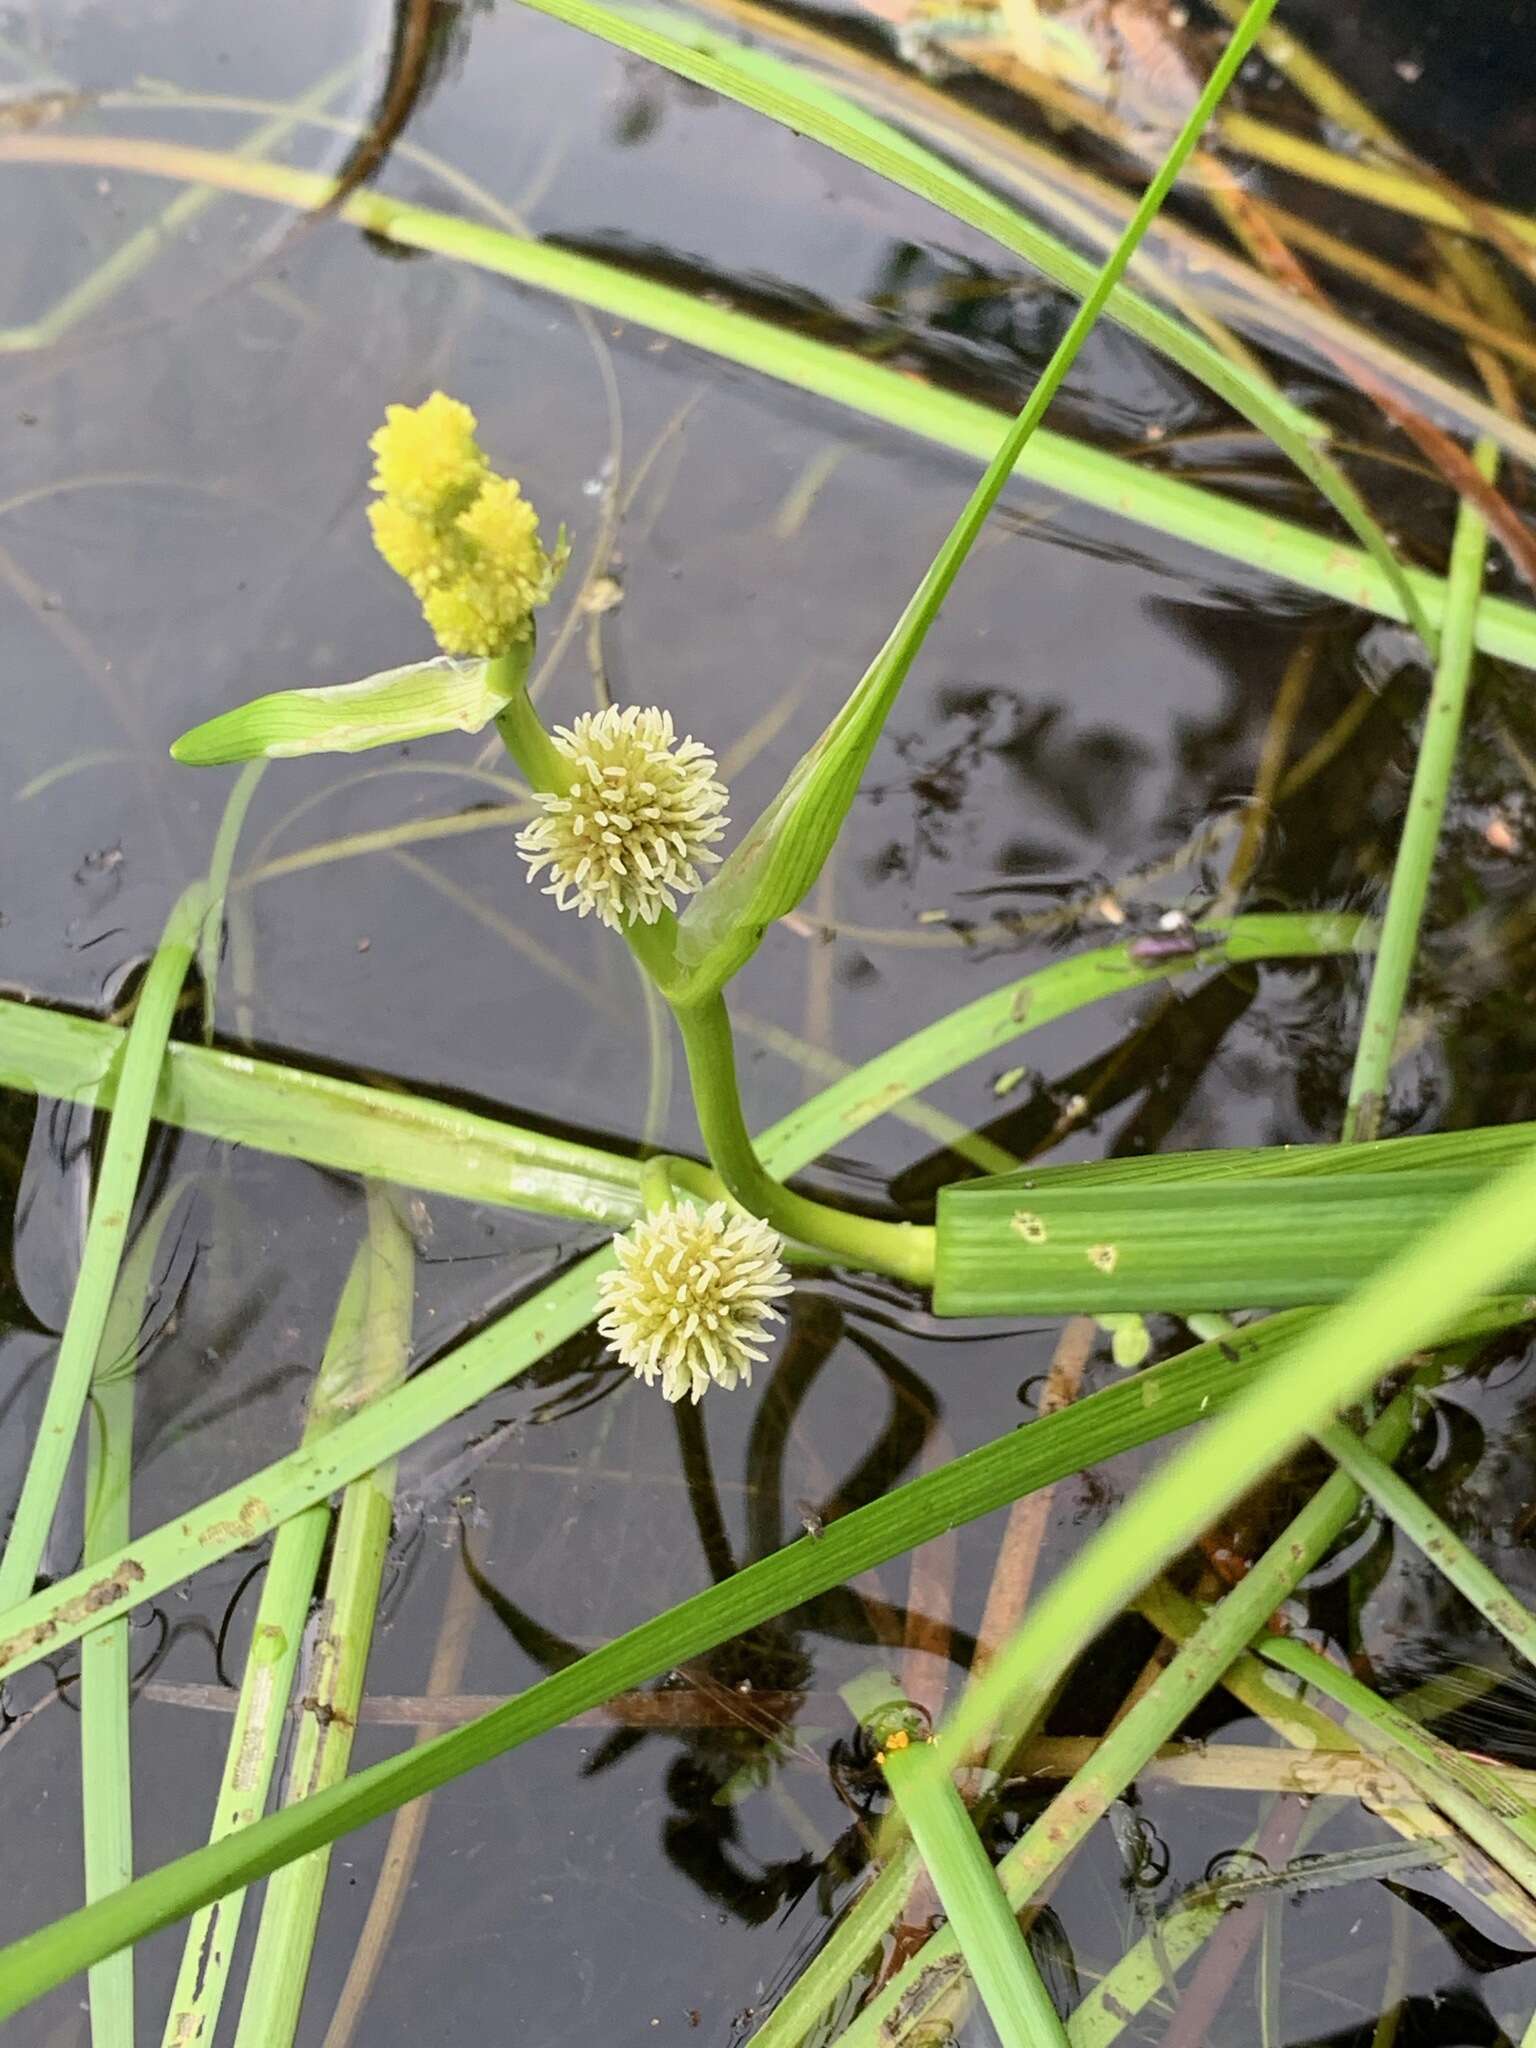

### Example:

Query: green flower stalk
xmin=597 ymin=1199 xmax=792 ymax=1402
xmin=367 ymin=391 xmax=565 ymax=656
xmin=515 ymin=705 xmax=729 ymax=929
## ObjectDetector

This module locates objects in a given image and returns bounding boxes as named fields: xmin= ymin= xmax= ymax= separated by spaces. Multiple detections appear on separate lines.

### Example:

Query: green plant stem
xmin=820 ymin=1388 xmax=1418 ymax=2048
xmin=159 ymin=1241 xmax=379 ymax=2048
xmin=843 ymin=1674 xmax=1069 ymax=2048
xmin=1342 ymin=440 xmax=1497 ymax=1142
xmin=1317 ymin=1422 xmax=1536 ymax=1676
xmin=0 ymin=881 xmax=210 ymax=1613
xmin=80 ymin=1371 xmax=135 ymax=2048
xmin=232 ymin=1189 xmax=413 ymax=2048
xmin=487 ymin=649 xmax=562 ymax=786
xmin=675 ymin=993 xmax=934 ymax=1282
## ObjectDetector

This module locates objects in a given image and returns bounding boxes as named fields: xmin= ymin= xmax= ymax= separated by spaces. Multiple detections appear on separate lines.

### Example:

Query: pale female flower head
xmin=516 ymin=705 xmax=729 ymax=929
xmin=597 ymin=1199 xmax=793 ymax=1403
xmin=367 ymin=393 xmax=564 ymax=657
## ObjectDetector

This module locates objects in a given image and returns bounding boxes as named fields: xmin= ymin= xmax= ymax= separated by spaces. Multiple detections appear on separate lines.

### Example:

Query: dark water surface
xmin=5 ymin=1 xmax=1536 ymax=2041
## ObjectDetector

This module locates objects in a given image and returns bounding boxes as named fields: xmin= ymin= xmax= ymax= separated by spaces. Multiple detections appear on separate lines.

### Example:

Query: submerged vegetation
xmin=5 ymin=0 xmax=1536 ymax=2043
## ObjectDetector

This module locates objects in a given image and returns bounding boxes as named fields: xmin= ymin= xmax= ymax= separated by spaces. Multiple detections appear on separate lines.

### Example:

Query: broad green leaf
xmin=934 ymin=1163 xmax=1536 ymax=1314
xmin=170 ymin=655 xmax=521 ymax=765
xmin=932 ymin=1141 xmax=1536 ymax=1774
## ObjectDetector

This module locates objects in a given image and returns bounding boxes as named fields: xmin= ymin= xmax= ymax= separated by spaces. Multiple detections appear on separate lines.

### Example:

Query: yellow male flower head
xmin=597 ymin=1200 xmax=793 ymax=1403
xmin=366 ymin=392 xmax=564 ymax=657
xmin=368 ymin=391 xmax=485 ymax=519
xmin=516 ymin=705 xmax=729 ymax=929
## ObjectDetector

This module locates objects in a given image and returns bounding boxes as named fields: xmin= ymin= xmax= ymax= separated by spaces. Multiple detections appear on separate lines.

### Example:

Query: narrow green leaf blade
xmin=878 ymin=1741 xmax=1069 ymax=2047
xmin=972 ymin=1118 xmax=1536 ymax=1192
xmin=0 ymin=1000 xmax=645 ymax=1228
xmin=675 ymin=0 xmax=1284 ymax=999
xmin=0 ymin=1300 xmax=1490 ymax=2014
xmin=170 ymin=657 xmax=514 ymax=765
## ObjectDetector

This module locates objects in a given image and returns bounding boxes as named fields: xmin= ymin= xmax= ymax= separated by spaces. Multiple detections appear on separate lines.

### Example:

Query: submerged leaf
xmin=170 ymin=654 xmax=525 ymax=765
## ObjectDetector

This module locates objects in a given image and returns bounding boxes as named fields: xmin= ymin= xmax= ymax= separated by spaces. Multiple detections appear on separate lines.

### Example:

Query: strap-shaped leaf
xmin=171 ymin=654 xmax=522 ymax=765
xmin=934 ymin=1164 xmax=1536 ymax=1315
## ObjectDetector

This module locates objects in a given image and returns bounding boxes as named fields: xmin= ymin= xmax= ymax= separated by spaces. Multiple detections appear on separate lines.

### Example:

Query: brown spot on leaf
xmin=0 ymin=1558 xmax=147 ymax=1672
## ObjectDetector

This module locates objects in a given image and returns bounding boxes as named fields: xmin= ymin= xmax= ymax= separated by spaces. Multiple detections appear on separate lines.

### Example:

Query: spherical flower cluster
xmin=597 ymin=1200 xmax=793 ymax=1403
xmin=366 ymin=394 xmax=563 ymax=657
xmin=516 ymin=705 xmax=729 ymax=928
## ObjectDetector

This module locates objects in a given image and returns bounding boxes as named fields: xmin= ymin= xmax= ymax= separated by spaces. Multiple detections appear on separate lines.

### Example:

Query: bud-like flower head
xmin=516 ymin=705 xmax=728 ymax=928
xmin=597 ymin=1199 xmax=793 ymax=1403
xmin=367 ymin=393 xmax=564 ymax=657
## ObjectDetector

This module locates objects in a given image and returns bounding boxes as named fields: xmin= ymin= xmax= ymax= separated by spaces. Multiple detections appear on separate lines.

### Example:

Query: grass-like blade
xmin=0 ymin=1000 xmax=646 ymax=1229
xmin=1318 ymin=1422 xmax=1536 ymax=1677
xmin=4 ymin=136 xmax=1535 ymax=666
xmin=514 ymin=0 xmax=1433 ymax=649
xmin=766 ymin=912 xmax=1368 ymax=1161
xmin=1343 ymin=442 xmax=1496 ymax=1140
xmin=230 ymin=1188 xmax=413 ymax=2048
xmin=843 ymin=1672 xmax=1069 ymax=2048
xmin=79 ymin=1187 xmax=197 ymax=2048
xmin=14 ymin=1302 xmax=1530 ymax=2014
xmin=0 ymin=883 xmax=210 ymax=1613
xmin=158 ymin=1242 xmax=374 ymax=2047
